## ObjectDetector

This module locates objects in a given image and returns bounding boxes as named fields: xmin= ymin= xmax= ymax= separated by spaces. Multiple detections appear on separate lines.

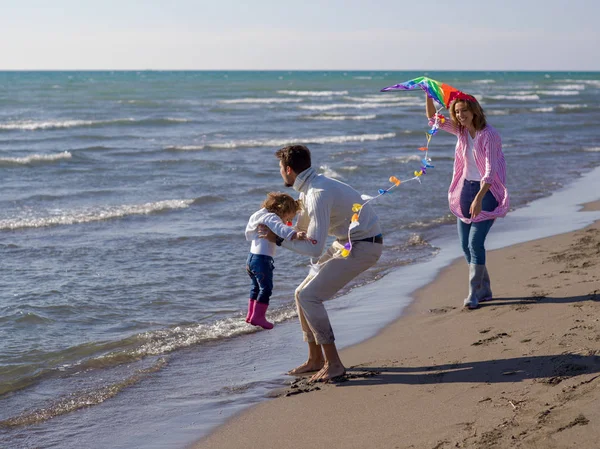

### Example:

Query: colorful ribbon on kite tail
xmin=341 ymin=76 xmax=466 ymax=258
xmin=340 ymin=110 xmax=445 ymax=258
xmin=337 ymin=76 xmax=475 ymax=258
xmin=341 ymin=172 xmax=421 ymax=257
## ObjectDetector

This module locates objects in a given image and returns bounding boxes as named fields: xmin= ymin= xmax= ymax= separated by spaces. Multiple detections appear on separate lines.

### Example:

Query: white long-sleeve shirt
xmin=245 ymin=208 xmax=296 ymax=257
xmin=282 ymin=167 xmax=381 ymax=258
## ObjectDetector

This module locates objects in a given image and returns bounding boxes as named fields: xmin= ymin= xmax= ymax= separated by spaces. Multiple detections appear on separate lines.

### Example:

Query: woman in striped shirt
xmin=426 ymin=93 xmax=509 ymax=309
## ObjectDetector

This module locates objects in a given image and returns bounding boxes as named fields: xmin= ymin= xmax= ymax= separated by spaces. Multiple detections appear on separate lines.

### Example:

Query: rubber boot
xmin=245 ymin=299 xmax=256 ymax=323
xmin=476 ymin=266 xmax=493 ymax=302
xmin=464 ymin=264 xmax=485 ymax=309
xmin=249 ymin=302 xmax=274 ymax=329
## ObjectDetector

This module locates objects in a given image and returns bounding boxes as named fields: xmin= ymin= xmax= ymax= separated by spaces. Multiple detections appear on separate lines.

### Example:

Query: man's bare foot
xmin=287 ymin=360 xmax=324 ymax=376
xmin=309 ymin=362 xmax=346 ymax=383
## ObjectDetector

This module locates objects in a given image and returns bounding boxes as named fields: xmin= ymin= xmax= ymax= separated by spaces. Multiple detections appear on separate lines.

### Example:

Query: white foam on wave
xmin=304 ymin=114 xmax=377 ymax=121
xmin=319 ymin=165 xmax=343 ymax=179
xmin=166 ymin=133 xmax=396 ymax=151
xmin=0 ymin=120 xmax=99 ymax=130
xmin=532 ymin=107 xmax=554 ymax=113
xmin=166 ymin=145 xmax=206 ymax=151
xmin=558 ymin=104 xmax=587 ymax=110
xmin=554 ymin=84 xmax=586 ymax=91
xmin=218 ymin=98 xmax=303 ymax=104
xmin=0 ymin=117 xmax=188 ymax=131
xmin=127 ymin=306 xmax=298 ymax=357
xmin=0 ymin=199 xmax=194 ymax=230
xmin=0 ymin=151 xmax=72 ymax=165
xmin=536 ymin=90 xmax=580 ymax=96
xmin=487 ymin=109 xmax=510 ymax=115
xmin=394 ymin=154 xmax=422 ymax=163
xmin=299 ymin=102 xmax=401 ymax=111
xmin=486 ymin=94 xmax=541 ymax=101
xmin=277 ymin=90 xmax=348 ymax=96
xmin=583 ymin=147 xmax=600 ymax=152
xmin=344 ymin=95 xmax=419 ymax=104
xmin=472 ymin=79 xmax=496 ymax=84
xmin=558 ymin=79 xmax=600 ymax=88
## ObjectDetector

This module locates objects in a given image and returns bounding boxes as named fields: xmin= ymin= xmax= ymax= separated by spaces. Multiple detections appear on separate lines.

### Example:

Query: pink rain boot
xmin=249 ymin=302 xmax=274 ymax=329
xmin=245 ymin=299 xmax=256 ymax=323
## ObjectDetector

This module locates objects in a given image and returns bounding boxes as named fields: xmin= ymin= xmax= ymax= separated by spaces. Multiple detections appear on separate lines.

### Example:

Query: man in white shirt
xmin=260 ymin=144 xmax=383 ymax=382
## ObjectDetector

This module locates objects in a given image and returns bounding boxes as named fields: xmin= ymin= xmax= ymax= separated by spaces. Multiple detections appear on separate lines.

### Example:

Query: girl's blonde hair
xmin=449 ymin=98 xmax=487 ymax=131
xmin=262 ymin=192 xmax=302 ymax=218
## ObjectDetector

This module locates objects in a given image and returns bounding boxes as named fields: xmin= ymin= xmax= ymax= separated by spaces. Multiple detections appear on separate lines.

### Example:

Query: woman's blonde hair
xmin=262 ymin=192 xmax=302 ymax=218
xmin=449 ymin=98 xmax=487 ymax=131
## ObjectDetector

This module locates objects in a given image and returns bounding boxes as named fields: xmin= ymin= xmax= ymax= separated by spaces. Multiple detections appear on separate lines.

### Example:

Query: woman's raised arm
xmin=425 ymin=93 xmax=436 ymax=119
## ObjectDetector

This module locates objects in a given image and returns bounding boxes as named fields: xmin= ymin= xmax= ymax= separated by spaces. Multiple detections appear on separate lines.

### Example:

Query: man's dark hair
xmin=275 ymin=145 xmax=311 ymax=174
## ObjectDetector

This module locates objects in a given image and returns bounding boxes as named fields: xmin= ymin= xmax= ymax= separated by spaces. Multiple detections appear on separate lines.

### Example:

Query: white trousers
xmin=294 ymin=240 xmax=383 ymax=345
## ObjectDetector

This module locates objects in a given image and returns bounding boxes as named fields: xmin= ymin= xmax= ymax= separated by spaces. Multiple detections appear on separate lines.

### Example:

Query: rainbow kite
xmin=380 ymin=76 xmax=473 ymax=109
xmin=326 ymin=76 xmax=471 ymax=261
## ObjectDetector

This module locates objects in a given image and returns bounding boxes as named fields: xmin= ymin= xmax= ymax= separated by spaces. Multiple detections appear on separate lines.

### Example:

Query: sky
xmin=0 ymin=0 xmax=598 ymax=71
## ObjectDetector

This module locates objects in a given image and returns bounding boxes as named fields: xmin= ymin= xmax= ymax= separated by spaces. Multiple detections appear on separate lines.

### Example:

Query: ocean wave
xmin=111 ymin=306 xmax=298 ymax=361
xmin=559 ymin=79 xmax=600 ymax=88
xmin=14 ymin=312 xmax=54 ymax=324
xmin=536 ymin=90 xmax=580 ymax=96
xmin=405 ymin=214 xmax=456 ymax=229
xmin=0 ymin=151 xmax=72 ymax=165
xmin=557 ymin=104 xmax=587 ymax=110
xmin=166 ymin=144 xmax=206 ymax=151
xmin=485 ymin=94 xmax=541 ymax=101
xmin=302 ymin=114 xmax=377 ymax=121
xmin=389 ymin=154 xmax=454 ymax=164
xmin=191 ymin=195 xmax=226 ymax=205
xmin=0 ymin=358 xmax=167 ymax=428
xmin=0 ymin=199 xmax=195 ymax=231
xmin=166 ymin=133 xmax=396 ymax=151
xmin=508 ymin=90 xmax=536 ymax=95
xmin=393 ymin=155 xmax=422 ymax=163
xmin=319 ymin=165 xmax=343 ymax=179
xmin=531 ymin=107 xmax=554 ymax=113
xmin=406 ymin=233 xmax=429 ymax=246
xmin=553 ymin=84 xmax=586 ymax=91
xmin=331 ymin=148 xmax=368 ymax=157
xmin=218 ymin=98 xmax=303 ymax=104
xmin=344 ymin=95 xmax=419 ymax=104
xmin=487 ymin=109 xmax=510 ymax=116
xmin=583 ymin=147 xmax=600 ymax=152
xmin=298 ymin=102 xmax=403 ymax=111
xmin=0 ymin=118 xmax=190 ymax=131
xmin=472 ymin=79 xmax=496 ymax=84
xmin=277 ymin=90 xmax=348 ymax=96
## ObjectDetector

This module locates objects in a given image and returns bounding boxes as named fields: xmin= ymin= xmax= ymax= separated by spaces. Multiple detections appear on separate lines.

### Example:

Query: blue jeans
xmin=457 ymin=180 xmax=499 ymax=265
xmin=246 ymin=254 xmax=275 ymax=304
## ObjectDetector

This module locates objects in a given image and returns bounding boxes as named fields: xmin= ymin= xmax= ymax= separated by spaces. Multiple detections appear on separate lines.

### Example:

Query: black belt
xmin=355 ymin=234 xmax=383 ymax=244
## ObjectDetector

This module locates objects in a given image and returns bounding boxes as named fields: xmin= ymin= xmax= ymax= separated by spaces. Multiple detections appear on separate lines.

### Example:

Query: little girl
xmin=244 ymin=192 xmax=305 ymax=329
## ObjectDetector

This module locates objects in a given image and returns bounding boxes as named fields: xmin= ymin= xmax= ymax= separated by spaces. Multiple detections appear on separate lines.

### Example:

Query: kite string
xmin=339 ymin=104 xmax=445 ymax=258
xmin=308 ymin=103 xmax=446 ymax=274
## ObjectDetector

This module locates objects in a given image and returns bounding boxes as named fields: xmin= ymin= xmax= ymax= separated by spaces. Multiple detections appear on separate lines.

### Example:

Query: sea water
xmin=1 ymin=71 xmax=599 ymax=448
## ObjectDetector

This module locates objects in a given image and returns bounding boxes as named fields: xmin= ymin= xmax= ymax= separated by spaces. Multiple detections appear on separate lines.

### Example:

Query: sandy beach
xmin=195 ymin=201 xmax=600 ymax=449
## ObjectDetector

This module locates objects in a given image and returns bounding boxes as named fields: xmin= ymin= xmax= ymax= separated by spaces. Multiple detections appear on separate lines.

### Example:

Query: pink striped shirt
xmin=429 ymin=115 xmax=509 ymax=223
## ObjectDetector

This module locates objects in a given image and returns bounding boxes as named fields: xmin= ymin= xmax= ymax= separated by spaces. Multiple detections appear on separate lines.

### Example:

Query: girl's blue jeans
xmin=246 ymin=253 xmax=275 ymax=304
xmin=457 ymin=180 xmax=499 ymax=265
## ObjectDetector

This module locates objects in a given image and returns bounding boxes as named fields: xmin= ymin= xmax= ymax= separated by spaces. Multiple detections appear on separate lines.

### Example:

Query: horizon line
xmin=1 ymin=69 xmax=600 ymax=73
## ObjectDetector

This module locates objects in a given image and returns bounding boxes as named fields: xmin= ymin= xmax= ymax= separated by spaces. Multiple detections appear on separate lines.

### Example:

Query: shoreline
xmin=193 ymin=200 xmax=600 ymax=449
